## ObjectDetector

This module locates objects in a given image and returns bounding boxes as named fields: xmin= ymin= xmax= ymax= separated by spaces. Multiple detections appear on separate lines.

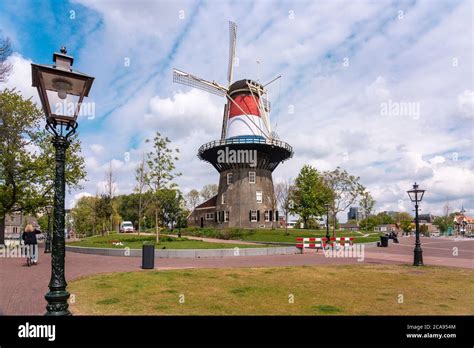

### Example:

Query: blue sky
xmin=1 ymin=0 xmax=472 ymax=218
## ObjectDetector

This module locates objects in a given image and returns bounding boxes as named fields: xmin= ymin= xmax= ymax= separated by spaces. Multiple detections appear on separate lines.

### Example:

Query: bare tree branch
xmin=0 ymin=36 xmax=12 ymax=82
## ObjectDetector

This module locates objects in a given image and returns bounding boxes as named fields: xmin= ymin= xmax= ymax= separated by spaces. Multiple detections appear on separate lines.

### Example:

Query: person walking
xmin=22 ymin=224 xmax=41 ymax=265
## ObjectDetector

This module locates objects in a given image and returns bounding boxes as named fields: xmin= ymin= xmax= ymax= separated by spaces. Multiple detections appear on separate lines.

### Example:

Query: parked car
xmin=119 ymin=221 xmax=134 ymax=233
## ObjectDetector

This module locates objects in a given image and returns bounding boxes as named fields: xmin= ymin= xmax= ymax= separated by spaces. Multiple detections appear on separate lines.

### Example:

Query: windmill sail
xmin=262 ymin=97 xmax=271 ymax=112
xmin=173 ymin=69 xmax=227 ymax=97
xmin=227 ymin=21 xmax=237 ymax=85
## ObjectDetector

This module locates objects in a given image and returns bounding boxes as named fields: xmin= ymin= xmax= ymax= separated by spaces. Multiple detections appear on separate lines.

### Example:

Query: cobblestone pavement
xmin=0 ymin=236 xmax=472 ymax=315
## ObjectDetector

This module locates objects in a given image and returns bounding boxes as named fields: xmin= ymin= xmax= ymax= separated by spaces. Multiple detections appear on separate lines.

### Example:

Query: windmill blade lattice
xmin=173 ymin=69 xmax=227 ymax=97
xmin=262 ymin=97 xmax=271 ymax=112
xmin=227 ymin=21 xmax=237 ymax=85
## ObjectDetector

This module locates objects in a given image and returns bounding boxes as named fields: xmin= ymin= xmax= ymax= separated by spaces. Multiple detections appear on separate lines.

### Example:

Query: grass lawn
xmin=67 ymin=233 xmax=267 ymax=249
xmin=69 ymin=264 xmax=474 ymax=315
xmin=178 ymin=227 xmax=383 ymax=244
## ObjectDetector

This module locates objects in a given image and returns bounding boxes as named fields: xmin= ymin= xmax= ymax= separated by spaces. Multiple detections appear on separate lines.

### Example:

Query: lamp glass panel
xmin=419 ymin=190 xmax=425 ymax=202
xmin=46 ymin=89 xmax=80 ymax=118
xmin=41 ymin=70 xmax=86 ymax=96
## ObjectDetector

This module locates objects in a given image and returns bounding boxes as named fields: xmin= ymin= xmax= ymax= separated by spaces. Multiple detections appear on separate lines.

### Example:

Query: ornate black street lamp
xmin=44 ymin=205 xmax=53 ymax=254
xmin=32 ymin=47 xmax=94 ymax=316
xmin=324 ymin=203 xmax=331 ymax=243
xmin=459 ymin=207 xmax=466 ymax=237
xmin=407 ymin=182 xmax=425 ymax=266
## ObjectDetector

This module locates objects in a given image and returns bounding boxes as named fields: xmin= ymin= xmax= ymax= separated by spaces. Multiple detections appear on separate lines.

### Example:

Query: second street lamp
xmin=407 ymin=182 xmax=425 ymax=266
xmin=325 ymin=203 xmax=331 ymax=244
xmin=32 ymin=47 xmax=94 ymax=316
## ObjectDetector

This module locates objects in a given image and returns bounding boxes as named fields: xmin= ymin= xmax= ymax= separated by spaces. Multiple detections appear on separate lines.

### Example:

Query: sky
xmin=0 ymin=0 xmax=473 ymax=221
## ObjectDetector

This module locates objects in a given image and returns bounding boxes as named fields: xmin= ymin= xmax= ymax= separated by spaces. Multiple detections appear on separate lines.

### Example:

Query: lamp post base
xmin=45 ymin=290 xmax=71 ymax=316
xmin=413 ymin=249 xmax=424 ymax=266
xmin=44 ymin=238 xmax=51 ymax=254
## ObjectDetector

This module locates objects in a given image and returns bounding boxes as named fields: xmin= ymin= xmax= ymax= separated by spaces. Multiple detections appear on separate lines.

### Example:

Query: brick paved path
xmin=0 ymin=236 xmax=472 ymax=315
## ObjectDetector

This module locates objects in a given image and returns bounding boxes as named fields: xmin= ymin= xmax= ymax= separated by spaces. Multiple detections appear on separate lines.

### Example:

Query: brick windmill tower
xmin=174 ymin=21 xmax=293 ymax=229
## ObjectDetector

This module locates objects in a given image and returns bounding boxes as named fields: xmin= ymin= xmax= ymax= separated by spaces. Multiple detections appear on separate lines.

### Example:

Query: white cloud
xmin=145 ymin=89 xmax=222 ymax=138
xmin=90 ymin=144 xmax=105 ymax=155
xmin=457 ymin=90 xmax=474 ymax=119
xmin=429 ymin=156 xmax=446 ymax=165
xmin=2 ymin=54 xmax=39 ymax=103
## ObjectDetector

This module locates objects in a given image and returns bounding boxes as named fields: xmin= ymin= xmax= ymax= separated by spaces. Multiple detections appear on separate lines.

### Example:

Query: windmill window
xmin=227 ymin=173 xmax=233 ymax=185
xmin=250 ymin=210 xmax=258 ymax=222
xmin=249 ymin=171 xmax=256 ymax=184
xmin=264 ymin=211 xmax=270 ymax=222
xmin=256 ymin=191 xmax=263 ymax=203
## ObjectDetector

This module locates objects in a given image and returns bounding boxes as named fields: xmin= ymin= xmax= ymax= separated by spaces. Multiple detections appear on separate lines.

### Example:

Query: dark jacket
xmin=22 ymin=229 xmax=41 ymax=245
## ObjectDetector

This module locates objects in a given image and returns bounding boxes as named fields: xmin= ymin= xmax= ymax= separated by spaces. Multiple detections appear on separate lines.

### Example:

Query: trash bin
xmin=380 ymin=236 xmax=389 ymax=247
xmin=142 ymin=244 xmax=155 ymax=269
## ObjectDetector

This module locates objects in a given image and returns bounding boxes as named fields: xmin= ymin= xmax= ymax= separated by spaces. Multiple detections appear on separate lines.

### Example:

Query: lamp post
xmin=44 ymin=205 xmax=53 ymax=254
xmin=407 ymin=182 xmax=425 ymax=266
xmin=459 ymin=207 xmax=466 ymax=237
xmin=32 ymin=47 xmax=94 ymax=315
xmin=324 ymin=203 xmax=330 ymax=243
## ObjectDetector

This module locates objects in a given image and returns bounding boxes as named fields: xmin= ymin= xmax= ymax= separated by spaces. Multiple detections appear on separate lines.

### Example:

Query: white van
xmin=119 ymin=221 xmax=134 ymax=233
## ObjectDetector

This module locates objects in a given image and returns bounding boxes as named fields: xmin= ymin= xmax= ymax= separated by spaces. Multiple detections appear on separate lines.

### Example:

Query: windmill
xmin=173 ymin=21 xmax=277 ymax=141
xmin=174 ymin=21 xmax=293 ymax=229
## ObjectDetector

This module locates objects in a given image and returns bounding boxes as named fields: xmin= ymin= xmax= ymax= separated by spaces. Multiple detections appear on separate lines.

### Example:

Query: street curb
xmin=65 ymin=245 xmax=299 ymax=258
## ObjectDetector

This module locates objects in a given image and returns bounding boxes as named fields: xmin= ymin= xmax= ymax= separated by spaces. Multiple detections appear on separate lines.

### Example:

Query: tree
xmin=360 ymin=211 xmax=395 ymax=232
xmin=0 ymin=89 xmax=86 ymax=245
xmin=395 ymin=212 xmax=413 ymax=233
xmin=145 ymin=132 xmax=181 ymax=242
xmin=433 ymin=214 xmax=454 ymax=233
xmin=104 ymin=162 xmax=116 ymax=233
xmin=95 ymin=194 xmax=112 ymax=236
xmin=71 ymin=196 xmax=98 ymax=237
xmin=359 ymin=215 xmax=379 ymax=231
xmin=290 ymin=165 xmax=333 ymax=229
xmin=323 ymin=167 xmax=365 ymax=234
xmin=359 ymin=190 xmax=376 ymax=219
xmin=376 ymin=212 xmax=395 ymax=224
xmin=275 ymin=179 xmax=294 ymax=234
xmin=200 ymin=184 xmax=218 ymax=201
xmin=156 ymin=188 xmax=185 ymax=230
xmin=185 ymin=189 xmax=201 ymax=211
xmin=134 ymin=154 xmax=149 ymax=235
xmin=0 ymin=35 xmax=12 ymax=82
xmin=117 ymin=194 xmax=139 ymax=228
xmin=0 ymin=89 xmax=42 ymax=244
